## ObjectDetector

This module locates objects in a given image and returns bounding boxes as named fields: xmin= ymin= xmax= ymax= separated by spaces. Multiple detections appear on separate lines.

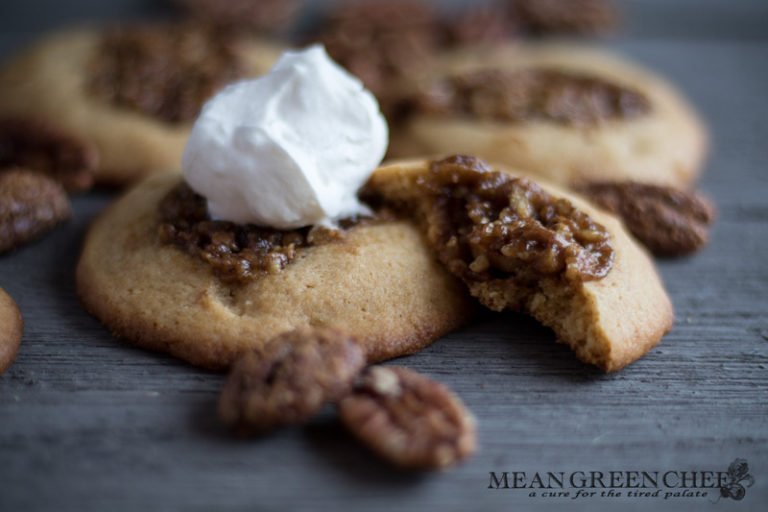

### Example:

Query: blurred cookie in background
xmin=170 ymin=0 xmax=306 ymax=35
xmin=390 ymin=43 xmax=707 ymax=190
xmin=0 ymin=23 xmax=282 ymax=186
xmin=511 ymin=0 xmax=619 ymax=36
xmin=305 ymin=0 xmax=515 ymax=120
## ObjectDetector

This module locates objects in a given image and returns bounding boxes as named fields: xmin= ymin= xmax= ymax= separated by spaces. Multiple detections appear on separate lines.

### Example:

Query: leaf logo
xmin=718 ymin=459 xmax=755 ymax=501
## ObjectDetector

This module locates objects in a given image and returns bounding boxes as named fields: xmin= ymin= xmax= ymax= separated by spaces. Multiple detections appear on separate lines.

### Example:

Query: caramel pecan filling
xmin=88 ymin=24 xmax=243 ymax=124
xmin=413 ymin=68 xmax=651 ymax=125
xmin=420 ymin=155 xmax=614 ymax=290
xmin=158 ymin=183 xmax=372 ymax=282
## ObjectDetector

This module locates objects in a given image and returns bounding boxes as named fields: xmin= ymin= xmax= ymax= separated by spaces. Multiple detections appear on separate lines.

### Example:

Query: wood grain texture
xmin=1 ymin=1 xmax=767 ymax=511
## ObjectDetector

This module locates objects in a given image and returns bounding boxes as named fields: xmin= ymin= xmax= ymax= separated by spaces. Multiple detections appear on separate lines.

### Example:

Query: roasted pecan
xmin=0 ymin=169 xmax=71 ymax=253
xmin=575 ymin=181 xmax=715 ymax=257
xmin=513 ymin=0 xmax=619 ymax=35
xmin=171 ymin=0 xmax=304 ymax=33
xmin=0 ymin=117 xmax=97 ymax=193
xmin=219 ymin=328 xmax=366 ymax=436
xmin=339 ymin=366 xmax=476 ymax=470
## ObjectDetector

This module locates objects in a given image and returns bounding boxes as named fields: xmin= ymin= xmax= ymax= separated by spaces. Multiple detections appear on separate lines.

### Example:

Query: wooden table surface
xmin=1 ymin=1 xmax=767 ymax=511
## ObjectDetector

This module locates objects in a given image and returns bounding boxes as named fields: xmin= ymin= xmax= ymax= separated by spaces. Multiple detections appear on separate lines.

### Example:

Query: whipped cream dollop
xmin=181 ymin=45 xmax=388 ymax=229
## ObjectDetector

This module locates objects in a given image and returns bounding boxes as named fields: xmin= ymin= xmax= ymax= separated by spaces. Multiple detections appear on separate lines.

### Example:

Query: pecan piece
xmin=339 ymin=366 xmax=476 ymax=470
xmin=575 ymin=181 xmax=715 ymax=257
xmin=219 ymin=327 xmax=366 ymax=436
xmin=0 ymin=169 xmax=71 ymax=253
xmin=0 ymin=117 xmax=97 ymax=193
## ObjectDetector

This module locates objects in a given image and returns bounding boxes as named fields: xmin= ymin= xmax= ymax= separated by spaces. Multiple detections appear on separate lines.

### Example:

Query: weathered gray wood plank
xmin=1 ymin=1 xmax=767 ymax=511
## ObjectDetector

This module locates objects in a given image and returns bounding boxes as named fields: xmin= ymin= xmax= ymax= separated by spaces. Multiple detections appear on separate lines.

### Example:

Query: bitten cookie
xmin=390 ymin=43 xmax=707 ymax=189
xmin=76 ymin=173 xmax=473 ymax=370
xmin=0 ymin=24 xmax=282 ymax=185
xmin=0 ymin=288 xmax=23 ymax=373
xmin=366 ymin=157 xmax=674 ymax=371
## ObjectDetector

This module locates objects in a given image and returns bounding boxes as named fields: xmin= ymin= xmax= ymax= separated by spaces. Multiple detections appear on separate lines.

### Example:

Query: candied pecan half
xmin=575 ymin=181 xmax=715 ymax=257
xmin=219 ymin=328 xmax=366 ymax=436
xmin=421 ymin=156 xmax=614 ymax=300
xmin=0 ymin=117 xmax=97 ymax=193
xmin=0 ymin=169 xmax=71 ymax=253
xmin=412 ymin=68 xmax=650 ymax=125
xmin=513 ymin=0 xmax=619 ymax=35
xmin=88 ymin=23 xmax=243 ymax=124
xmin=171 ymin=0 xmax=304 ymax=33
xmin=339 ymin=366 xmax=476 ymax=470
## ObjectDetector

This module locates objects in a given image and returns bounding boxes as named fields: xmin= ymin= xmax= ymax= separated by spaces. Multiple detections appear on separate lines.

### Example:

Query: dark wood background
xmin=1 ymin=1 xmax=766 ymax=511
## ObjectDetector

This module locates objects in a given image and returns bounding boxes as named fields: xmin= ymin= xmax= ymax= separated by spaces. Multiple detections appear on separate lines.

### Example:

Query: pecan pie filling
xmin=88 ymin=24 xmax=244 ymax=124
xmin=158 ymin=183 xmax=373 ymax=282
xmin=418 ymin=156 xmax=614 ymax=309
xmin=413 ymin=68 xmax=651 ymax=125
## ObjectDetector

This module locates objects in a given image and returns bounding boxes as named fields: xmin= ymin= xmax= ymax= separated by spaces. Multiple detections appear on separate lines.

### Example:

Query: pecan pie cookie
xmin=0 ymin=287 xmax=23 ymax=374
xmin=0 ymin=24 xmax=282 ymax=185
xmin=366 ymin=157 xmax=674 ymax=371
xmin=76 ymin=173 xmax=473 ymax=370
xmin=390 ymin=43 xmax=707 ymax=189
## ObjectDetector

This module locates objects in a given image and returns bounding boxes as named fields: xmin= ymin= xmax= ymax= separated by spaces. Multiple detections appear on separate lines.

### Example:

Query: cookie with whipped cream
xmin=0 ymin=24 xmax=282 ymax=186
xmin=77 ymin=47 xmax=473 ymax=370
xmin=390 ymin=43 xmax=707 ymax=189
xmin=0 ymin=288 xmax=23 ymax=374
xmin=76 ymin=172 xmax=472 ymax=369
xmin=366 ymin=156 xmax=674 ymax=371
